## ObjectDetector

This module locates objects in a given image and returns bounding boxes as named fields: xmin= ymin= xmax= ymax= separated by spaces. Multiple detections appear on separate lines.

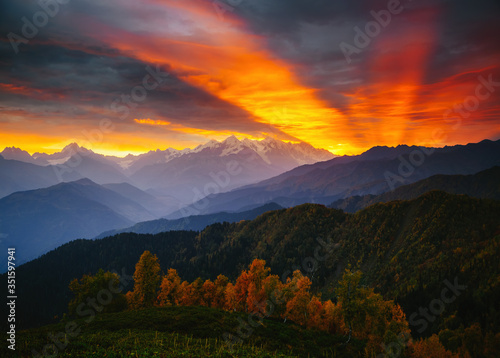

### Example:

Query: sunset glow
xmin=1 ymin=0 xmax=499 ymax=156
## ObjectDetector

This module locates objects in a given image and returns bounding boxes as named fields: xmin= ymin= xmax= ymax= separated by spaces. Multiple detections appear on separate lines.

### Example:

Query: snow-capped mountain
xmin=114 ymin=147 xmax=192 ymax=173
xmin=0 ymin=147 xmax=39 ymax=164
xmin=127 ymin=136 xmax=335 ymax=205
xmin=111 ymin=135 xmax=334 ymax=173
xmin=1 ymin=137 xmax=334 ymax=211
xmin=30 ymin=143 xmax=87 ymax=165
xmin=192 ymin=135 xmax=334 ymax=165
xmin=2 ymin=136 xmax=333 ymax=171
xmin=32 ymin=143 xmax=121 ymax=167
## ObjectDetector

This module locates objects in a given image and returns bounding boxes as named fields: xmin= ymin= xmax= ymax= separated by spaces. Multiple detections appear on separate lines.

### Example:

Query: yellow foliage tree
xmin=284 ymin=271 xmax=312 ymax=326
xmin=336 ymin=269 xmax=411 ymax=356
xmin=126 ymin=250 xmax=161 ymax=309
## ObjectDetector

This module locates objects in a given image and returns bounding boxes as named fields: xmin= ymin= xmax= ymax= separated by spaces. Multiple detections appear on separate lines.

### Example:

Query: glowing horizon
xmin=1 ymin=0 xmax=499 ymax=157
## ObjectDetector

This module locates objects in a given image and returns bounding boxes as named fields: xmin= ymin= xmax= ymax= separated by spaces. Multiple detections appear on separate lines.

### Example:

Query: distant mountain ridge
xmin=329 ymin=166 xmax=500 ymax=212
xmin=1 ymin=136 xmax=334 ymax=172
xmin=0 ymin=137 xmax=335 ymax=209
xmin=95 ymin=202 xmax=284 ymax=239
xmin=117 ymin=135 xmax=334 ymax=173
xmin=0 ymin=179 xmax=157 ymax=265
xmin=168 ymin=139 xmax=500 ymax=217
xmin=0 ymin=154 xmax=82 ymax=198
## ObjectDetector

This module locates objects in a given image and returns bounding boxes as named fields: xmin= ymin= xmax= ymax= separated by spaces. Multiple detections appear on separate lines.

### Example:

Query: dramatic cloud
xmin=1 ymin=0 xmax=499 ymax=155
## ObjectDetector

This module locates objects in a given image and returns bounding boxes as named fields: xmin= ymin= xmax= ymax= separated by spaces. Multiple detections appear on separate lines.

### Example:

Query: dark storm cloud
xmin=421 ymin=0 xmax=500 ymax=84
xmin=1 ymin=0 xmax=499 ymax=152
xmin=0 ymin=0 xmax=264 ymax=133
xmin=232 ymin=0 xmax=500 ymax=112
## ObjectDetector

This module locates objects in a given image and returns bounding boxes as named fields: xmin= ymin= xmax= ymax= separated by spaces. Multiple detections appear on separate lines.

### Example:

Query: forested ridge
xmin=5 ymin=191 xmax=499 ymax=356
xmin=329 ymin=166 xmax=500 ymax=212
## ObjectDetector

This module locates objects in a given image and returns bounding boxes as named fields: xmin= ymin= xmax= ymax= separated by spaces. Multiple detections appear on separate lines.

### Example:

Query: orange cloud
xmin=134 ymin=118 xmax=266 ymax=141
xmin=4 ymin=1 xmax=499 ymax=157
xmin=85 ymin=1 xmax=500 ymax=155
xmin=135 ymin=118 xmax=172 ymax=126
xmin=344 ymin=7 xmax=442 ymax=147
xmin=73 ymin=1 xmax=348 ymax=153
xmin=0 ymin=82 xmax=66 ymax=101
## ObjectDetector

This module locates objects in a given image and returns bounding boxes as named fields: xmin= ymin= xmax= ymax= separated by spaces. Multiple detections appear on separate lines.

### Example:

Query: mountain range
xmin=0 ymin=136 xmax=334 ymax=212
xmin=0 ymin=178 xmax=156 ymax=265
xmin=169 ymin=139 xmax=500 ymax=217
xmin=95 ymin=165 xmax=500 ymax=239
xmin=329 ymin=166 xmax=500 ymax=212
xmin=2 ymin=139 xmax=500 ymax=266
xmin=95 ymin=202 xmax=283 ymax=239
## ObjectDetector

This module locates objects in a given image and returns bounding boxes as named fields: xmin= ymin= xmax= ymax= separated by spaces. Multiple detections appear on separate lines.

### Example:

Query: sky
xmin=1 ymin=0 xmax=500 ymax=156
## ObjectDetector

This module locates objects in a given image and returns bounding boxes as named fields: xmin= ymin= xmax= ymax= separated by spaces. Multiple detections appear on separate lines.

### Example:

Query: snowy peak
xmin=223 ymin=136 xmax=335 ymax=166
xmin=128 ymin=147 xmax=185 ymax=170
xmin=31 ymin=142 xmax=97 ymax=165
xmin=113 ymin=136 xmax=334 ymax=172
xmin=192 ymin=139 xmax=220 ymax=153
xmin=220 ymin=136 xmax=246 ymax=156
xmin=61 ymin=142 xmax=81 ymax=155
xmin=0 ymin=147 xmax=36 ymax=163
xmin=261 ymin=136 xmax=278 ymax=146
xmin=222 ymin=135 xmax=241 ymax=146
xmin=2 ymin=136 xmax=335 ymax=173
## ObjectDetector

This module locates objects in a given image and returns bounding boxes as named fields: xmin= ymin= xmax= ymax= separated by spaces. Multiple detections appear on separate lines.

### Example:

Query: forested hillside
xmin=95 ymin=202 xmax=284 ymax=239
xmin=330 ymin=166 xmax=500 ymax=212
xmin=7 ymin=191 xmax=499 ymax=355
xmin=326 ymin=191 xmax=500 ymax=338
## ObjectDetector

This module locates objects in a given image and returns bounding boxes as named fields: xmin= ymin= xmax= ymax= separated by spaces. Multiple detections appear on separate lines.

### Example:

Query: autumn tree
xmin=212 ymin=274 xmax=229 ymax=309
xmin=202 ymin=279 xmax=216 ymax=307
xmin=126 ymin=250 xmax=162 ymax=309
xmin=175 ymin=281 xmax=192 ymax=306
xmin=306 ymin=295 xmax=323 ymax=329
xmin=157 ymin=268 xmax=181 ymax=306
xmin=280 ymin=274 xmax=297 ymax=320
xmin=336 ymin=269 xmax=410 ymax=356
xmin=175 ymin=278 xmax=203 ymax=306
xmin=261 ymin=274 xmax=284 ymax=316
xmin=189 ymin=277 xmax=204 ymax=306
xmin=320 ymin=300 xmax=343 ymax=334
xmin=409 ymin=335 xmax=458 ymax=358
xmin=68 ymin=269 xmax=127 ymax=315
xmin=336 ymin=269 xmax=363 ymax=342
xmin=246 ymin=259 xmax=271 ymax=314
xmin=233 ymin=270 xmax=252 ymax=312
xmin=224 ymin=282 xmax=238 ymax=311
xmin=284 ymin=271 xmax=312 ymax=326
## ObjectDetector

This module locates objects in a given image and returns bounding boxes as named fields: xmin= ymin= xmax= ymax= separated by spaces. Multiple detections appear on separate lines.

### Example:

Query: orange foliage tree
xmin=409 ymin=334 xmax=458 ymax=358
xmin=246 ymin=259 xmax=271 ymax=315
xmin=212 ymin=274 xmax=229 ymax=309
xmin=126 ymin=253 xmax=420 ymax=355
xmin=284 ymin=271 xmax=312 ymax=326
xmin=157 ymin=268 xmax=181 ymax=306
xmin=126 ymin=250 xmax=161 ymax=309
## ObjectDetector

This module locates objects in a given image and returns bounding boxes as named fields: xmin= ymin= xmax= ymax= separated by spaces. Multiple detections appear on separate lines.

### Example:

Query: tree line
xmin=69 ymin=250 xmax=487 ymax=357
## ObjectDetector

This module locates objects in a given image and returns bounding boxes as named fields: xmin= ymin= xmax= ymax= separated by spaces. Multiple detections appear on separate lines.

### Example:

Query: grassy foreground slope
xmin=6 ymin=306 xmax=362 ymax=358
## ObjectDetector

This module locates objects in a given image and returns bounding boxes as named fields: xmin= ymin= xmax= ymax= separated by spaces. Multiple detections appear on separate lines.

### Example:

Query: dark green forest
xmin=4 ymin=191 xmax=499 ymax=356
